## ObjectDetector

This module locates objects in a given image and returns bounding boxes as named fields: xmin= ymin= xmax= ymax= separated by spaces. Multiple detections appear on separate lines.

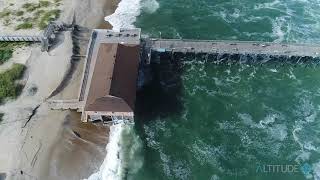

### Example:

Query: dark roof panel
xmin=110 ymin=44 xmax=140 ymax=109
xmin=86 ymin=96 xmax=132 ymax=112
xmin=84 ymin=43 xmax=140 ymax=113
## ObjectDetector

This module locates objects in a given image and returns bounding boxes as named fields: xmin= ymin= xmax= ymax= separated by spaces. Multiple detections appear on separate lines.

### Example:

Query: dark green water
xmin=132 ymin=0 xmax=320 ymax=179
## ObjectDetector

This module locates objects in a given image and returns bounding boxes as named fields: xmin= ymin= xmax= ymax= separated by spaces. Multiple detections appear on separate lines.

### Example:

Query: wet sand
xmin=41 ymin=112 xmax=110 ymax=180
xmin=98 ymin=0 xmax=120 ymax=29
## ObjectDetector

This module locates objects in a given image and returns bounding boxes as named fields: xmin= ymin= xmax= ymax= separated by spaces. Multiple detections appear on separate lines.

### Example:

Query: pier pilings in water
xmin=148 ymin=50 xmax=320 ymax=66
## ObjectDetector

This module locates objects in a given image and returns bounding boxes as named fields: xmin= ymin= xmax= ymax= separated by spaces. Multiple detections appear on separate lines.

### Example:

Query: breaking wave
xmin=105 ymin=0 xmax=159 ymax=30
xmin=85 ymin=122 xmax=143 ymax=180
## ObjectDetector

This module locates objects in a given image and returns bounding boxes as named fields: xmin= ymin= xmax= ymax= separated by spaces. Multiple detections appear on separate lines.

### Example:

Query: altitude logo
xmin=256 ymin=163 xmax=313 ymax=176
xmin=300 ymin=163 xmax=313 ymax=177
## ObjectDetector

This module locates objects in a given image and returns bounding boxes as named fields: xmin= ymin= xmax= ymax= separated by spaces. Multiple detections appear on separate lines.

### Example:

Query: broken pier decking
xmin=147 ymin=39 xmax=320 ymax=57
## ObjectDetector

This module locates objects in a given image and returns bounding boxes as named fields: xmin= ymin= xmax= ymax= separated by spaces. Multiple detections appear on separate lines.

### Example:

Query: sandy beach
xmin=0 ymin=0 xmax=119 ymax=179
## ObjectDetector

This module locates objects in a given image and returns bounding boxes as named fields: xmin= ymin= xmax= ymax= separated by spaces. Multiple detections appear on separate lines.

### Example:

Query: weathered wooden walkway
xmin=147 ymin=39 xmax=320 ymax=57
xmin=0 ymin=21 xmax=72 ymax=51
xmin=0 ymin=36 xmax=42 ymax=42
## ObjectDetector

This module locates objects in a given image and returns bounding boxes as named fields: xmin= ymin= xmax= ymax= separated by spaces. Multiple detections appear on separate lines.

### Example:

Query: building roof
xmin=84 ymin=43 xmax=140 ymax=113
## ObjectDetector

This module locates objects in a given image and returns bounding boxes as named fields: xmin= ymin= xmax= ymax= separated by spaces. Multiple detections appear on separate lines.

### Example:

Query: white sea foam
xmin=238 ymin=112 xmax=288 ymax=142
xmin=159 ymin=150 xmax=172 ymax=177
xmin=240 ymin=131 xmax=253 ymax=145
xmin=259 ymin=113 xmax=283 ymax=127
xmin=190 ymin=140 xmax=224 ymax=171
xmin=230 ymin=8 xmax=241 ymax=19
xmin=254 ymin=0 xmax=281 ymax=10
xmin=210 ymin=175 xmax=220 ymax=180
xmin=269 ymin=68 xmax=278 ymax=73
xmin=85 ymin=122 xmax=143 ymax=180
xmin=313 ymin=161 xmax=320 ymax=180
xmin=105 ymin=0 xmax=159 ymax=30
xmin=304 ymin=141 xmax=317 ymax=151
xmin=287 ymin=68 xmax=297 ymax=79
xmin=86 ymin=124 xmax=123 ymax=180
xmin=144 ymin=122 xmax=162 ymax=149
xmin=105 ymin=0 xmax=142 ymax=30
xmin=212 ymin=77 xmax=223 ymax=86
xmin=238 ymin=113 xmax=254 ymax=126
xmin=267 ymin=124 xmax=288 ymax=141
xmin=142 ymin=0 xmax=160 ymax=14
xmin=293 ymin=126 xmax=303 ymax=149
xmin=295 ymin=151 xmax=311 ymax=162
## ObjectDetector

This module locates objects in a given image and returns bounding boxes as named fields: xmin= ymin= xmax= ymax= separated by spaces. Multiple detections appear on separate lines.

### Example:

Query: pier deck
xmin=148 ymin=39 xmax=320 ymax=57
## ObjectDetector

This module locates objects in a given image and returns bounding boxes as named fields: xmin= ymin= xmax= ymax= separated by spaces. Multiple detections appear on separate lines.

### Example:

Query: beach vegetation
xmin=54 ymin=0 xmax=62 ymax=6
xmin=39 ymin=1 xmax=51 ymax=7
xmin=0 ymin=2 xmax=61 ymax=30
xmin=0 ymin=42 xmax=28 ymax=64
xmin=0 ymin=49 xmax=13 ymax=64
xmin=22 ymin=3 xmax=40 ymax=12
xmin=38 ymin=9 xmax=61 ymax=29
xmin=1 ymin=42 xmax=28 ymax=49
xmin=0 ymin=42 xmax=27 ymax=50
xmin=34 ymin=9 xmax=45 ymax=17
xmin=54 ymin=0 xmax=62 ymax=5
xmin=16 ymin=22 xmax=33 ymax=30
xmin=0 ymin=113 xmax=3 ymax=122
xmin=16 ymin=11 xmax=24 ymax=16
xmin=0 ymin=9 xmax=11 ymax=18
xmin=0 ymin=64 xmax=26 ymax=103
xmin=3 ymin=18 xmax=11 ymax=26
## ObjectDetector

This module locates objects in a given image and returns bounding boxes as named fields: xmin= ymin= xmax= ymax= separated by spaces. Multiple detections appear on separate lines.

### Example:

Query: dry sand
xmin=0 ymin=0 xmax=119 ymax=179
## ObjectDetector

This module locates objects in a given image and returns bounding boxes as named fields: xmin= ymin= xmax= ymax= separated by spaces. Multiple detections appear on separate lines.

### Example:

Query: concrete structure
xmin=48 ymin=100 xmax=84 ymax=112
xmin=79 ymin=29 xmax=141 ymax=122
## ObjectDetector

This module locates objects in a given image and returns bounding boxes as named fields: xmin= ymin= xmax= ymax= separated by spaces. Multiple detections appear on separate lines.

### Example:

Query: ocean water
xmin=95 ymin=0 xmax=320 ymax=180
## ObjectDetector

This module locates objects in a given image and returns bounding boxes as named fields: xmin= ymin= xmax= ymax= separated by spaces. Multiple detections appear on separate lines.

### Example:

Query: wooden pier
xmin=146 ymin=39 xmax=320 ymax=57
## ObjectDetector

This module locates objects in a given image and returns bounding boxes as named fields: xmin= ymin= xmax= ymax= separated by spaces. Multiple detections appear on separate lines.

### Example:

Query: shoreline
xmin=0 ymin=0 xmax=120 ymax=179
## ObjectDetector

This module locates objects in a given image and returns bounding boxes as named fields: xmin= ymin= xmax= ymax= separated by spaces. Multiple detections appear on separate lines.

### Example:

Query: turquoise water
xmin=132 ymin=0 xmax=320 ymax=179
xmin=137 ymin=0 xmax=320 ymax=42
